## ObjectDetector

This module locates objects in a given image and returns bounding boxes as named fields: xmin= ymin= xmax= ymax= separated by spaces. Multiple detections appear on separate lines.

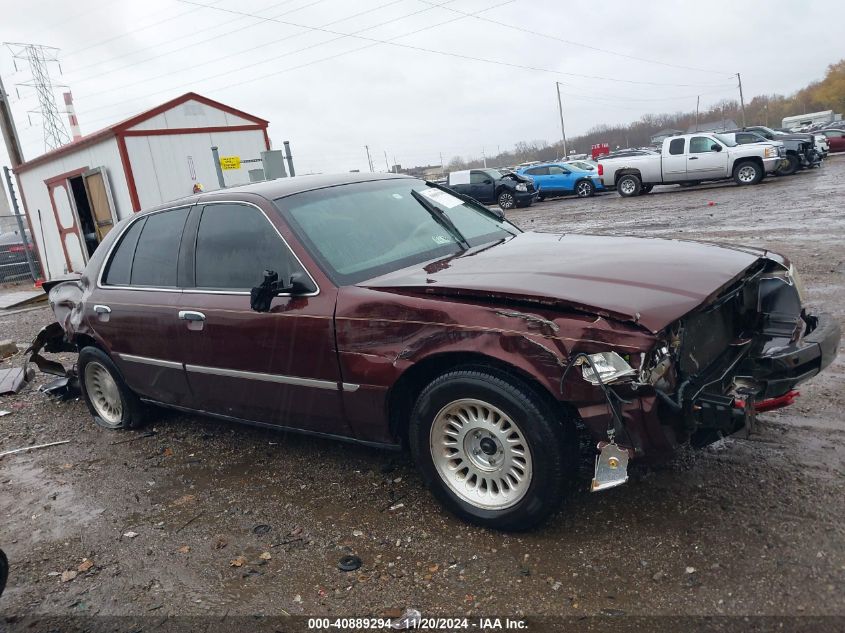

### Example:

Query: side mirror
xmin=250 ymin=269 xmax=316 ymax=312
xmin=711 ymin=144 xmax=722 ymax=152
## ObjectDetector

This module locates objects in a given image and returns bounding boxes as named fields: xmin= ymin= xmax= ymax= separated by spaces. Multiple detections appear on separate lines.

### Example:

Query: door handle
xmin=688 ymin=157 xmax=698 ymax=160
xmin=178 ymin=310 xmax=206 ymax=321
xmin=93 ymin=304 xmax=111 ymax=322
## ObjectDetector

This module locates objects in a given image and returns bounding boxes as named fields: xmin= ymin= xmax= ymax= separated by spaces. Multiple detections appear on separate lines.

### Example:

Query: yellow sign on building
xmin=219 ymin=156 xmax=241 ymax=170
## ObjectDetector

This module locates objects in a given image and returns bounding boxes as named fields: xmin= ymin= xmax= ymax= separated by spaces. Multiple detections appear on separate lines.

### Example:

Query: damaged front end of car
xmin=565 ymin=258 xmax=840 ymax=491
xmin=24 ymin=276 xmax=87 ymax=396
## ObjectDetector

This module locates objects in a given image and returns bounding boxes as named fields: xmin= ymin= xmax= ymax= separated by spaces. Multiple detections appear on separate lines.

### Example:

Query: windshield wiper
xmin=410 ymin=189 xmax=470 ymax=250
xmin=424 ymin=180 xmax=515 ymax=228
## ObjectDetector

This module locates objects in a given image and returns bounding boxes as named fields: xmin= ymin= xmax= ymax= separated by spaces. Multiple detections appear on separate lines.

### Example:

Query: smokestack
xmin=63 ymin=91 xmax=81 ymax=141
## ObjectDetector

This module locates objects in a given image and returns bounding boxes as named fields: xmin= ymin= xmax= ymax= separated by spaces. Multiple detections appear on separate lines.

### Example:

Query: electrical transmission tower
xmin=4 ymin=42 xmax=70 ymax=151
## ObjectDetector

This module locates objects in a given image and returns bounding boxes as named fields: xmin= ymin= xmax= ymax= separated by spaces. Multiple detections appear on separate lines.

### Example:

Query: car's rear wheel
xmin=497 ymin=190 xmax=516 ymax=210
xmin=616 ymin=174 xmax=641 ymax=197
xmin=776 ymin=154 xmax=799 ymax=176
xmin=733 ymin=160 xmax=763 ymax=185
xmin=575 ymin=180 xmax=595 ymax=198
xmin=79 ymin=346 xmax=145 ymax=430
xmin=409 ymin=369 xmax=575 ymax=530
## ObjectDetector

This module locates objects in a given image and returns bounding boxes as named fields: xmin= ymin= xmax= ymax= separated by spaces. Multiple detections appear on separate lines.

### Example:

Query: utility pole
xmin=555 ymin=82 xmax=568 ymax=158
xmin=365 ymin=145 xmax=373 ymax=172
xmin=0 ymin=72 xmax=24 ymax=166
xmin=737 ymin=72 xmax=747 ymax=129
xmin=482 ymin=147 xmax=487 ymax=168
xmin=695 ymin=95 xmax=700 ymax=132
xmin=383 ymin=150 xmax=390 ymax=172
xmin=4 ymin=43 xmax=70 ymax=152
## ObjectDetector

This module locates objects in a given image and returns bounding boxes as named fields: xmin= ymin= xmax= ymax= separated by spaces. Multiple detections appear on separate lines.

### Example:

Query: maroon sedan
xmin=33 ymin=174 xmax=839 ymax=530
xmin=819 ymin=129 xmax=845 ymax=152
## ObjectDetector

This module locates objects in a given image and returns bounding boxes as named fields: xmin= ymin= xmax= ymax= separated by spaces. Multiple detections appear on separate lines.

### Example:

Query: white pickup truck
xmin=597 ymin=133 xmax=784 ymax=197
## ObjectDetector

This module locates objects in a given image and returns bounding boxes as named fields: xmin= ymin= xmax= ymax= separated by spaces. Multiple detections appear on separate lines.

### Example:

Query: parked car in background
xmin=446 ymin=168 xmax=537 ymax=210
xmin=516 ymin=162 xmax=604 ymax=199
xmin=562 ymin=159 xmax=597 ymax=171
xmin=736 ymin=126 xmax=826 ymax=168
xmin=598 ymin=133 xmax=782 ymax=196
xmin=0 ymin=229 xmax=35 ymax=283
xmin=818 ymin=128 xmax=845 ymax=153
xmin=718 ymin=132 xmax=792 ymax=176
xmin=30 ymin=173 xmax=840 ymax=530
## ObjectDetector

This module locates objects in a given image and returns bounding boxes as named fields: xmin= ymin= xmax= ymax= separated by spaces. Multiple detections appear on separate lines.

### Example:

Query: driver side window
xmin=470 ymin=171 xmax=489 ymax=184
xmin=548 ymin=166 xmax=569 ymax=175
xmin=194 ymin=203 xmax=301 ymax=290
xmin=690 ymin=136 xmax=718 ymax=153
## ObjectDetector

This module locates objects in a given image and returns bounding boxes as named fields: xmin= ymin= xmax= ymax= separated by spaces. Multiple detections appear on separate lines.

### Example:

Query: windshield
xmin=275 ymin=178 xmax=520 ymax=285
xmin=713 ymin=133 xmax=737 ymax=147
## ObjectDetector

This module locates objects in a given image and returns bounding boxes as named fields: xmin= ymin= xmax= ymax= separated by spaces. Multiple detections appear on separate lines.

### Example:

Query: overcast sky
xmin=0 ymin=0 xmax=842 ymax=176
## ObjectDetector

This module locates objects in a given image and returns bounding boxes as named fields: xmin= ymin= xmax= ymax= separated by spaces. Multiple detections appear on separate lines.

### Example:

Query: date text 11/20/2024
xmin=306 ymin=617 xmax=528 ymax=629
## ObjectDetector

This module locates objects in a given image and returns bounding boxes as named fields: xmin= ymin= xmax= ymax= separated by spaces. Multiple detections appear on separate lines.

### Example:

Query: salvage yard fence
xmin=0 ymin=213 xmax=41 ymax=284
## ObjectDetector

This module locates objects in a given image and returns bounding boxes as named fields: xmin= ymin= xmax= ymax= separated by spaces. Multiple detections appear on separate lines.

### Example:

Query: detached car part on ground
xmin=599 ymin=133 xmax=784 ymax=196
xmin=446 ymin=168 xmax=537 ymax=210
xmin=28 ymin=174 xmax=840 ymax=531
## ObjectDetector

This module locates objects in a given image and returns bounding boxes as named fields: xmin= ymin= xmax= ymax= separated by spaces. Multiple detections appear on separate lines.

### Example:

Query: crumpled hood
xmin=361 ymin=232 xmax=771 ymax=333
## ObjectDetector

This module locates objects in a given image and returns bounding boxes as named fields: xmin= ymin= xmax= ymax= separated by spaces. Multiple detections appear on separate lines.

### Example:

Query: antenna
xmin=4 ymin=42 xmax=71 ymax=151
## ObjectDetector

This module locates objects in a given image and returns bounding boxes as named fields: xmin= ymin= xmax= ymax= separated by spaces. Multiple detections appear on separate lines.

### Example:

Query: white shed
xmin=13 ymin=92 xmax=270 ymax=280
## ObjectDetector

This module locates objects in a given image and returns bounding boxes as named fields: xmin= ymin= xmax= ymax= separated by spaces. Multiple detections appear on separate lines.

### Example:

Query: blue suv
xmin=516 ymin=162 xmax=604 ymax=200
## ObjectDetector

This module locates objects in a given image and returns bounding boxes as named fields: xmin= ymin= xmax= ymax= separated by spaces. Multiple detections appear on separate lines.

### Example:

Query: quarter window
xmin=103 ymin=217 xmax=146 ymax=285
xmin=668 ymin=138 xmax=685 ymax=155
xmin=194 ymin=203 xmax=298 ymax=290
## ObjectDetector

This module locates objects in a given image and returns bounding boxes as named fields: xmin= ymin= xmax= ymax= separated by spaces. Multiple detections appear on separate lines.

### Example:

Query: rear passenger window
xmin=668 ymin=138 xmax=685 ymax=155
xmin=130 ymin=207 xmax=190 ymax=287
xmin=194 ymin=203 xmax=298 ymax=290
xmin=103 ymin=218 xmax=146 ymax=285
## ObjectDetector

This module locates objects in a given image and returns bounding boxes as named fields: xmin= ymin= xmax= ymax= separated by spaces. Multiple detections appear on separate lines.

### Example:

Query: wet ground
xmin=1 ymin=157 xmax=843 ymax=627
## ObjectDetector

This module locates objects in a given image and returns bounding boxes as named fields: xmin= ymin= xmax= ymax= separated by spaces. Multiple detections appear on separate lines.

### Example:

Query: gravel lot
xmin=1 ymin=158 xmax=843 ymax=628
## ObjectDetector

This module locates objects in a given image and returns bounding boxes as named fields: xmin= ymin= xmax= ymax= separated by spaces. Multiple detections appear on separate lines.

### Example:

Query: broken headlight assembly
xmin=515 ymin=182 xmax=528 ymax=192
xmin=577 ymin=351 xmax=636 ymax=385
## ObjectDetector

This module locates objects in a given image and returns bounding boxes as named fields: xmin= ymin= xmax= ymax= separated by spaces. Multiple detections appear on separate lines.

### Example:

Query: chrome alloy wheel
xmin=737 ymin=165 xmax=757 ymax=183
xmin=84 ymin=361 xmax=123 ymax=426
xmin=430 ymin=398 xmax=532 ymax=510
xmin=576 ymin=181 xmax=592 ymax=197
xmin=619 ymin=178 xmax=636 ymax=195
xmin=498 ymin=192 xmax=515 ymax=209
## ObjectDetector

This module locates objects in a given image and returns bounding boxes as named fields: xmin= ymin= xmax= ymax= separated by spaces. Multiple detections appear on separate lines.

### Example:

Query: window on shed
xmin=668 ymin=138 xmax=685 ymax=155
xmin=194 ymin=203 xmax=299 ymax=290
xmin=130 ymin=207 xmax=190 ymax=287
xmin=103 ymin=218 xmax=146 ymax=285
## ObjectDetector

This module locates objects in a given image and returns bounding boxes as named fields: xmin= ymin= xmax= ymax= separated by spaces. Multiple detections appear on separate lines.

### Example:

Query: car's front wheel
xmin=733 ymin=160 xmax=763 ymax=185
xmin=79 ymin=346 xmax=145 ymax=430
xmin=497 ymin=190 xmax=516 ymax=210
xmin=409 ymin=369 xmax=575 ymax=530
xmin=776 ymin=154 xmax=799 ymax=176
xmin=575 ymin=180 xmax=595 ymax=198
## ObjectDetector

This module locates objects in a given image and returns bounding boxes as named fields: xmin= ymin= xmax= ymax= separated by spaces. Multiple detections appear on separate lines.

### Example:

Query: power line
xmin=76 ymin=0 xmax=474 ymax=124
xmin=67 ymin=0 xmax=304 ymax=78
xmin=173 ymin=0 xmax=729 ymax=87
xmin=62 ymin=0 xmax=227 ymax=58
xmin=71 ymin=0 xmax=401 ymax=97
xmin=417 ymin=0 xmax=730 ymax=75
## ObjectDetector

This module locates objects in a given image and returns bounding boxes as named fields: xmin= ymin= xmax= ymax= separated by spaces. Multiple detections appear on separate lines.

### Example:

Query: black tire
xmin=409 ymin=368 xmax=576 ymax=531
xmin=733 ymin=160 xmax=763 ymax=186
xmin=776 ymin=154 xmax=799 ymax=176
xmin=616 ymin=174 xmax=641 ymax=197
xmin=497 ymin=190 xmax=516 ymax=210
xmin=536 ymin=193 xmax=546 ymax=202
xmin=0 ymin=548 xmax=7 ymax=598
xmin=78 ymin=346 xmax=145 ymax=430
xmin=641 ymin=184 xmax=654 ymax=194
xmin=575 ymin=179 xmax=595 ymax=198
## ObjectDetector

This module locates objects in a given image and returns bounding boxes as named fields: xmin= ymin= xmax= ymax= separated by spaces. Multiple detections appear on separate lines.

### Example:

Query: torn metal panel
xmin=492 ymin=308 xmax=560 ymax=333
xmin=0 ymin=367 xmax=30 ymax=395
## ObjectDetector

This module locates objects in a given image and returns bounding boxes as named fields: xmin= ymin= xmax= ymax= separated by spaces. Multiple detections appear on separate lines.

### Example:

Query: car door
xmin=174 ymin=199 xmax=349 ymax=435
xmin=662 ymin=137 xmax=687 ymax=181
xmin=469 ymin=170 xmax=495 ymax=203
xmin=687 ymin=136 xmax=728 ymax=179
xmin=547 ymin=165 xmax=574 ymax=192
xmin=824 ymin=130 xmax=845 ymax=151
xmin=89 ymin=205 xmax=194 ymax=408
xmin=525 ymin=166 xmax=550 ymax=194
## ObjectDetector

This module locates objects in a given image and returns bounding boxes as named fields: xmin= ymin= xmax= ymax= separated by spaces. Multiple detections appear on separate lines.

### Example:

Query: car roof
xmin=140 ymin=172 xmax=415 ymax=214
